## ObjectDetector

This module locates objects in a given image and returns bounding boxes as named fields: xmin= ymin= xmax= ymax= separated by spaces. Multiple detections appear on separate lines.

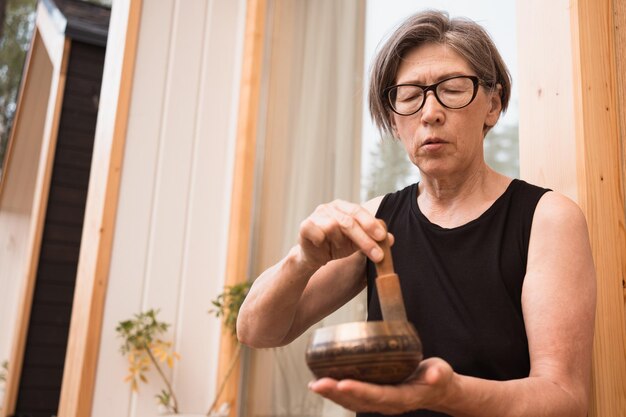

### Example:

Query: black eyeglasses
xmin=384 ymin=75 xmax=483 ymax=116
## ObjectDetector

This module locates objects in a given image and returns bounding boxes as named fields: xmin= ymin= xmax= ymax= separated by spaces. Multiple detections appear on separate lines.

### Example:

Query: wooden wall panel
xmin=215 ymin=0 xmax=266 ymax=415
xmin=88 ymin=0 xmax=178 ymax=413
xmin=519 ymin=0 xmax=626 ymax=415
xmin=172 ymin=0 xmax=246 ymax=412
xmin=517 ymin=0 xmax=578 ymax=200
xmin=89 ymin=1 xmax=247 ymax=416
xmin=614 ymin=0 xmax=626 ymax=225
xmin=570 ymin=0 xmax=626 ymax=414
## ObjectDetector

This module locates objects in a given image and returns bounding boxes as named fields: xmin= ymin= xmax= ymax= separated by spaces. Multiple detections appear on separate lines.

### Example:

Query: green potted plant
xmin=115 ymin=282 xmax=251 ymax=417
xmin=116 ymin=309 xmax=180 ymax=414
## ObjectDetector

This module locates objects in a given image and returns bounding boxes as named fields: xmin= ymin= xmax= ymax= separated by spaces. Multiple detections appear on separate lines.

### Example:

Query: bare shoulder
xmin=528 ymin=190 xmax=593 ymax=270
xmin=533 ymin=190 xmax=588 ymax=229
xmin=530 ymin=191 xmax=593 ymax=264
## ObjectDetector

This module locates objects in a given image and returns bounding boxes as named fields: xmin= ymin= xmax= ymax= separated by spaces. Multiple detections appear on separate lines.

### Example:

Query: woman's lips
xmin=421 ymin=138 xmax=447 ymax=151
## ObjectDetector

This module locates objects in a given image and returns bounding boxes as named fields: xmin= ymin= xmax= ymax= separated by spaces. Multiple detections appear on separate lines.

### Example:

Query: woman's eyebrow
xmin=396 ymin=71 xmax=470 ymax=85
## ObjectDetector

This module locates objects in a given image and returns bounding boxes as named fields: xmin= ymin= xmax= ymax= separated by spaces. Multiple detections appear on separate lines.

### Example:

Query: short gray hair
xmin=368 ymin=10 xmax=511 ymax=136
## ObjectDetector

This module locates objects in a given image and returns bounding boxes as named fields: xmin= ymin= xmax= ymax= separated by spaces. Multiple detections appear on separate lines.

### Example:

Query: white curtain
xmin=242 ymin=1 xmax=366 ymax=416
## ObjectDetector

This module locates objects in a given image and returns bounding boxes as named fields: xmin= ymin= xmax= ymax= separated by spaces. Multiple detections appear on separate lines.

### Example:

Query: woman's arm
xmin=237 ymin=197 xmax=385 ymax=348
xmin=311 ymin=191 xmax=596 ymax=417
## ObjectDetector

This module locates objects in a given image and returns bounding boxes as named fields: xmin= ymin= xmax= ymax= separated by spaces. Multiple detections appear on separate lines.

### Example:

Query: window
xmin=0 ymin=0 xmax=37 ymax=180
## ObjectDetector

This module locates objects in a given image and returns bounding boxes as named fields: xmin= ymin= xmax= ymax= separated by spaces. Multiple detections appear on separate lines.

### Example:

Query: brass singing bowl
xmin=305 ymin=320 xmax=423 ymax=385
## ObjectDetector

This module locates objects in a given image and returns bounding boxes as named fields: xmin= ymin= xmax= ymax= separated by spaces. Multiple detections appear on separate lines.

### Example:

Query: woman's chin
xmin=415 ymin=161 xmax=454 ymax=179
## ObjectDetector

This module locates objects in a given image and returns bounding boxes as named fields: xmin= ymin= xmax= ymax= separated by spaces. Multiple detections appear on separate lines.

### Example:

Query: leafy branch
xmin=0 ymin=360 xmax=7 ymax=384
xmin=207 ymin=282 xmax=251 ymax=415
xmin=116 ymin=309 xmax=180 ymax=414
xmin=0 ymin=360 xmax=6 ymax=412
xmin=210 ymin=282 xmax=251 ymax=337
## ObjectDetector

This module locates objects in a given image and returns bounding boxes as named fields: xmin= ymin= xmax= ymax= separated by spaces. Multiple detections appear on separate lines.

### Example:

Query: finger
xmin=333 ymin=380 xmax=409 ymax=414
xmin=325 ymin=204 xmax=383 ymax=262
xmin=313 ymin=205 xmax=353 ymax=250
xmin=336 ymin=379 xmax=426 ymax=414
xmin=424 ymin=364 xmax=443 ymax=386
xmin=413 ymin=357 xmax=452 ymax=386
xmin=309 ymin=379 xmax=366 ymax=412
xmin=301 ymin=203 xmax=352 ymax=249
xmin=336 ymin=379 xmax=398 ymax=405
xmin=423 ymin=357 xmax=453 ymax=386
xmin=332 ymin=200 xmax=387 ymax=241
xmin=298 ymin=217 xmax=327 ymax=247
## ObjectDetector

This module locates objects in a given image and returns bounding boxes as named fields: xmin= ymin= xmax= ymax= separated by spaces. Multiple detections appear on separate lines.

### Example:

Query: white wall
xmin=91 ymin=0 xmax=246 ymax=415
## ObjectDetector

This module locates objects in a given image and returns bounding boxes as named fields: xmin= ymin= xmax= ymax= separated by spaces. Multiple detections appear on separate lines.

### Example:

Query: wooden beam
xmin=615 ymin=0 xmax=626 ymax=361
xmin=1 ymin=32 xmax=70 ymax=417
xmin=215 ymin=0 xmax=267 ymax=416
xmin=614 ymin=0 xmax=626 ymax=224
xmin=570 ymin=0 xmax=626 ymax=415
xmin=56 ymin=1 xmax=142 ymax=416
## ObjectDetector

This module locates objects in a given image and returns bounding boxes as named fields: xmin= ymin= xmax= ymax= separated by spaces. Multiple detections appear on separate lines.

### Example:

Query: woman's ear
xmin=390 ymin=115 xmax=400 ymax=139
xmin=485 ymin=83 xmax=503 ymax=128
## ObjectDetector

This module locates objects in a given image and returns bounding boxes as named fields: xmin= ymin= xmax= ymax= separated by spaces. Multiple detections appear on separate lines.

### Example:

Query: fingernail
xmin=375 ymin=228 xmax=386 ymax=240
xmin=370 ymin=247 xmax=383 ymax=261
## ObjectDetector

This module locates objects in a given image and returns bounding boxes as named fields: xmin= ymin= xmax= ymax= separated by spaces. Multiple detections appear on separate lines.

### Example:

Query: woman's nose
xmin=420 ymin=91 xmax=445 ymax=124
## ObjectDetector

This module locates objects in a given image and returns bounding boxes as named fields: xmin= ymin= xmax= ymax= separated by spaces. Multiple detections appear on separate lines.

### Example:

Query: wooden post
xmin=613 ymin=0 xmax=626 ymax=214
xmin=214 ymin=0 xmax=267 ymax=416
xmin=570 ymin=0 xmax=626 ymax=415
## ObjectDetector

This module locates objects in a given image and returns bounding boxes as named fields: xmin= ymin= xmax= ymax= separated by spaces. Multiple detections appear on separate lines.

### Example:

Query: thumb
xmin=416 ymin=357 xmax=453 ymax=386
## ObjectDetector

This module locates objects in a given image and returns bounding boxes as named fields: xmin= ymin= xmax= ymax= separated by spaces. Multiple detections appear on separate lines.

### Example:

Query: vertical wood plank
xmin=614 ymin=0 xmax=626 ymax=226
xmin=128 ymin=1 xmax=207 ymax=413
xmin=56 ymin=1 xmax=142 ymax=416
xmin=570 ymin=0 xmax=626 ymax=415
xmin=612 ymin=0 xmax=626 ymax=396
xmin=172 ymin=0 xmax=246 ymax=412
xmin=88 ymin=2 xmax=176 ymax=416
xmin=517 ymin=0 xmax=578 ymax=200
xmin=215 ymin=0 xmax=267 ymax=415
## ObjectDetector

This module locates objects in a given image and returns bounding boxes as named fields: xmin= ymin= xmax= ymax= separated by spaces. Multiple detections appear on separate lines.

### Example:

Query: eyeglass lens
xmin=389 ymin=77 xmax=476 ymax=115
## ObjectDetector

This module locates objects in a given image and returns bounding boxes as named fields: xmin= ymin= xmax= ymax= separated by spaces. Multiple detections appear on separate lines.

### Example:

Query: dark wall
xmin=12 ymin=40 xmax=104 ymax=417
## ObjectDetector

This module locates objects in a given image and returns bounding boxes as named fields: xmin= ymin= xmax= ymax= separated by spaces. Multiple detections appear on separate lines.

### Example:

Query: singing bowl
xmin=305 ymin=320 xmax=423 ymax=385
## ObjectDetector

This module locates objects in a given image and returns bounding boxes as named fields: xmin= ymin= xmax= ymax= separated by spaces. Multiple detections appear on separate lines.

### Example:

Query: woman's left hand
xmin=308 ymin=357 xmax=455 ymax=414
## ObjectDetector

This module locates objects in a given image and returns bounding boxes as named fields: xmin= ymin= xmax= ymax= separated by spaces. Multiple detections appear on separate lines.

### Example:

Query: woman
xmin=237 ymin=10 xmax=595 ymax=417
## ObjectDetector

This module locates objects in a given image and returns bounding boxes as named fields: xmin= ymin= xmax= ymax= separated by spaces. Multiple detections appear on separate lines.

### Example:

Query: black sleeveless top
xmin=360 ymin=179 xmax=550 ymax=417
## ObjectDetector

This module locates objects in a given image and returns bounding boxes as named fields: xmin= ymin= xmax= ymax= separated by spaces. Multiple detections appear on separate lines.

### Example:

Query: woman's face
xmin=391 ymin=43 xmax=501 ymax=179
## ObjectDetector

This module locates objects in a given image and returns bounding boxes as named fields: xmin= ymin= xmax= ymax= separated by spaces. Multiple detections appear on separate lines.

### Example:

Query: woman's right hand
xmin=296 ymin=199 xmax=389 ymax=270
xmin=238 ymin=197 xmax=386 ymax=348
